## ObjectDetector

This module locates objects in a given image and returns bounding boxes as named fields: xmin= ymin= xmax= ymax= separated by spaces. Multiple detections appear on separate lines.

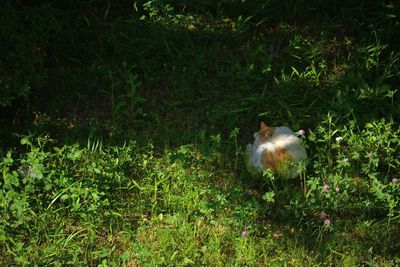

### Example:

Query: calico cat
xmin=245 ymin=122 xmax=307 ymax=178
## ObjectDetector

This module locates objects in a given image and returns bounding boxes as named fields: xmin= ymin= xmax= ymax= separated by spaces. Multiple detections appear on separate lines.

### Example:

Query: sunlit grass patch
xmin=134 ymin=213 xmax=231 ymax=265
xmin=1 ymin=118 xmax=399 ymax=265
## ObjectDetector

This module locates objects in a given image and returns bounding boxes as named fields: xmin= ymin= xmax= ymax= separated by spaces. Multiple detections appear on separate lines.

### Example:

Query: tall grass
xmin=1 ymin=0 xmax=399 ymax=265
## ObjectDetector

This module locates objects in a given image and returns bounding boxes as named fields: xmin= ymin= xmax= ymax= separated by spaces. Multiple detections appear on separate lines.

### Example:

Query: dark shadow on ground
xmin=1 ymin=0 xmax=399 ymax=149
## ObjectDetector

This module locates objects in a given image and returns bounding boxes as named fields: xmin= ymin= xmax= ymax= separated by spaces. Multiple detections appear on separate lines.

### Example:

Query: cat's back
xmin=272 ymin=126 xmax=298 ymax=145
xmin=273 ymin=126 xmax=295 ymax=137
xmin=272 ymin=126 xmax=306 ymax=160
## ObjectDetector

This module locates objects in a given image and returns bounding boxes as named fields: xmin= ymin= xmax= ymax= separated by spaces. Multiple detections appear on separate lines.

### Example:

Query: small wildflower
xmin=241 ymin=230 xmax=247 ymax=237
xmin=343 ymin=158 xmax=349 ymax=163
xmin=323 ymin=219 xmax=331 ymax=225
xmin=335 ymin=187 xmax=340 ymax=192
xmin=319 ymin=211 xmax=327 ymax=218
xmin=335 ymin=136 xmax=343 ymax=142
xmin=323 ymin=184 xmax=330 ymax=192
xmin=298 ymin=129 xmax=306 ymax=137
xmin=367 ymin=152 xmax=373 ymax=159
xmin=392 ymin=178 xmax=398 ymax=184
xmin=273 ymin=231 xmax=283 ymax=238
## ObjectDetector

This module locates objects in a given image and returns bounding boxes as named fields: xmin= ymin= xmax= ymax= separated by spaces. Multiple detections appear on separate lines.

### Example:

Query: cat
xmin=245 ymin=122 xmax=307 ymax=179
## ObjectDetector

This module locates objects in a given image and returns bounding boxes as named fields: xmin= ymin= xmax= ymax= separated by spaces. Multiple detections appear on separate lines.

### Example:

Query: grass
xmin=1 ymin=0 xmax=400 ymax=265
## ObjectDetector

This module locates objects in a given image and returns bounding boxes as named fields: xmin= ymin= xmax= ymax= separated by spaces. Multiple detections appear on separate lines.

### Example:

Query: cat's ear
xmin=260 ymin=122 xmax=267 ymax=130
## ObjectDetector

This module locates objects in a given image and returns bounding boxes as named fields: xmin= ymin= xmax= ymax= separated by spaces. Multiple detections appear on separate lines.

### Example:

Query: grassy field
xmin=1 ymin=0 xmax=400 ymax=265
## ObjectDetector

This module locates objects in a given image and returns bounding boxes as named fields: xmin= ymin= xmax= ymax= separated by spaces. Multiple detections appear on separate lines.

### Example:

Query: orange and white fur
xmin=245 ymin=122 xmax=307 ymax=178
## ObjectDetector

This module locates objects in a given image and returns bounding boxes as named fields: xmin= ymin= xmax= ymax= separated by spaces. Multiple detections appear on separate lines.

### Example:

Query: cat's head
xmin=254 ymin=122 xmax=276 ymax=143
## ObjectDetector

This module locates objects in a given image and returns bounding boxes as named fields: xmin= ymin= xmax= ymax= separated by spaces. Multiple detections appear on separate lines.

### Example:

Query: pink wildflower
xmin=298 ymin=129 xmax=306 ymax=137
xmin=335 ymin=187 xmax=340 ymax=192
xmin=241 ymin=230 xmax=247 ymax=237
xmin=324 ymin=219 xmax=331 ymax=225
xmin=319 ymin=211 xmax=327 ymax=218
xmin=323 ymin=184 xmax=330 ymax=191
xmin=392 ymin=178 xmax=398 ymax=184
